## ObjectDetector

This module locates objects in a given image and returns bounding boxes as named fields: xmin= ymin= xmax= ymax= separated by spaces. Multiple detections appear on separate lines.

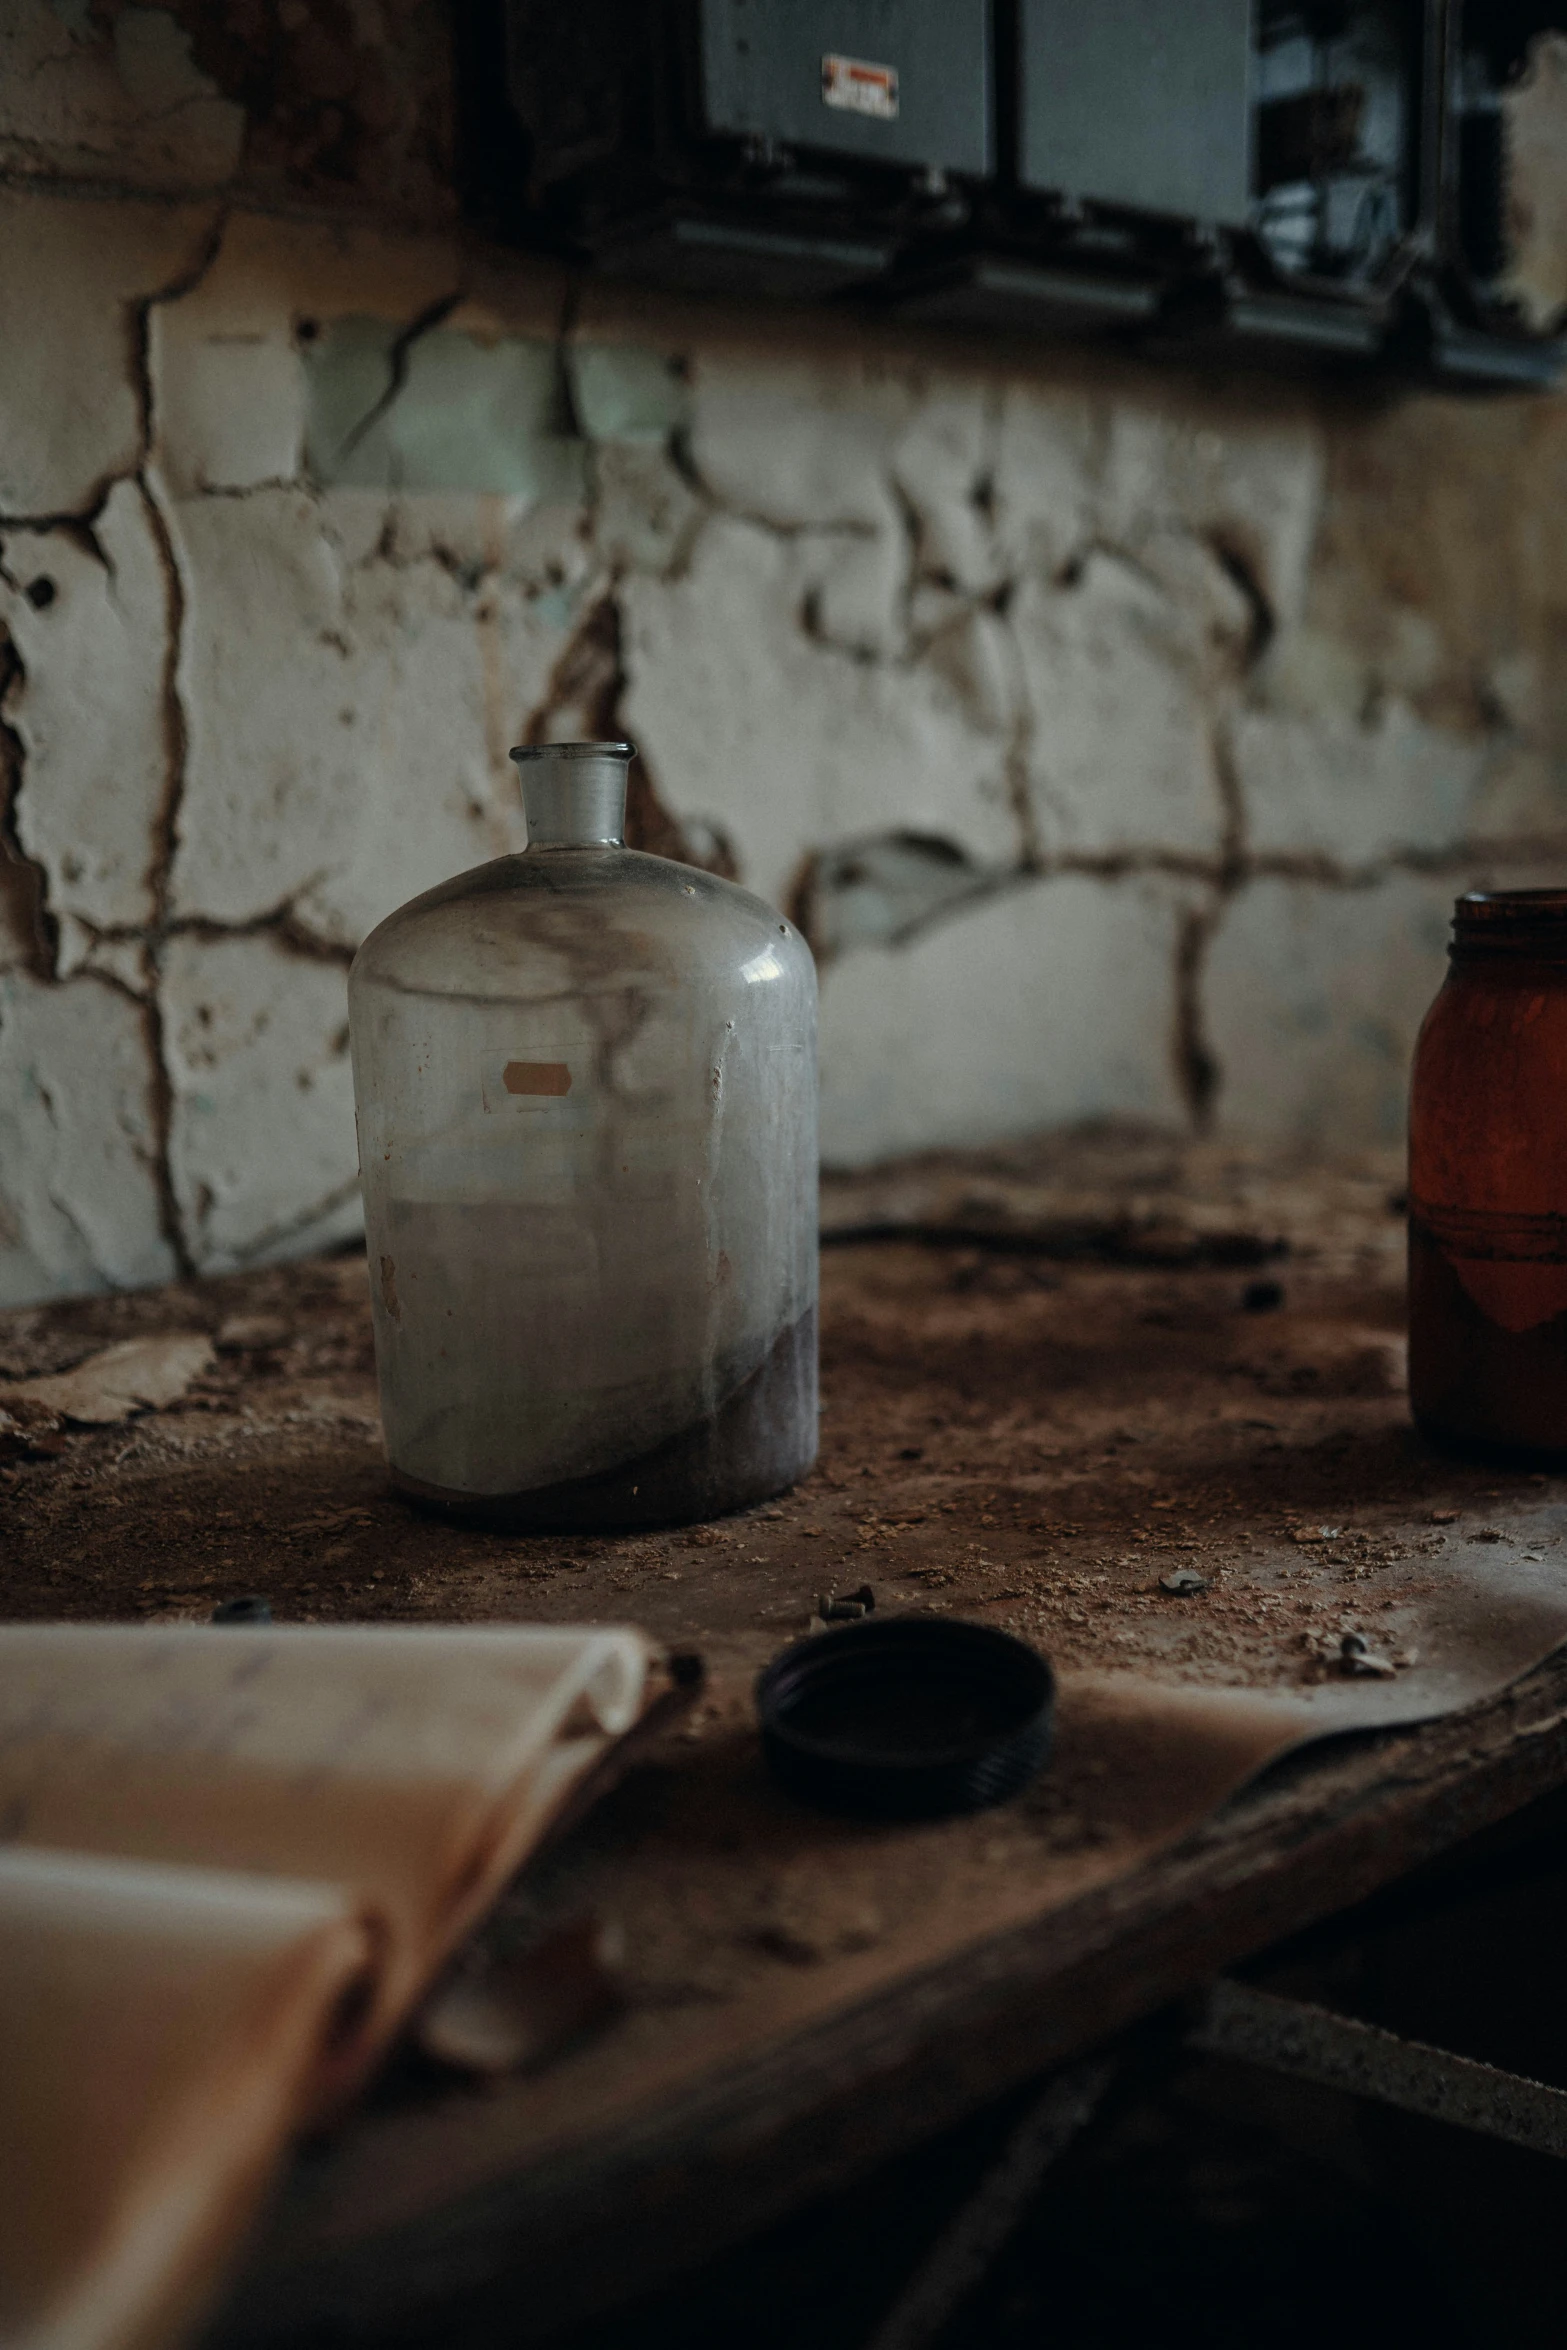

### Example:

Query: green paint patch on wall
xmin=568 ymin=343 xmax=689 ymax=444
xmin=302 ymin=318 xmax=588 ymax=500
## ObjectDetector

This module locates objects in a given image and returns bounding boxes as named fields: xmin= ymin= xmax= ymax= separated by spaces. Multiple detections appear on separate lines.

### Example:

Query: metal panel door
xmin=701 ymin=0 xmax=993 ymax=177
xmin=1020 ymin=0 xmax=1252 ymax=226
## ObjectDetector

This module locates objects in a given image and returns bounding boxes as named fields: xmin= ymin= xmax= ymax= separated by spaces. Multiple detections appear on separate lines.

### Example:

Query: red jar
xmin=1409 ymin=889 xmax=1567 ymax=1457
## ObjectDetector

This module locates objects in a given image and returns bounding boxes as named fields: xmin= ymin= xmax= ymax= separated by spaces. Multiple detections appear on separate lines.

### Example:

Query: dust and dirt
xmin=16 ymin=1139 xmax=1567 ymax=2211
xmin=0 ymin=1138 xmax=1557 ymax=1707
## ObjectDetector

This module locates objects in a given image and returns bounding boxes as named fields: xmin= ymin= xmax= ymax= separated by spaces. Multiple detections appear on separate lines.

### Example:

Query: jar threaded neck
xmin=1450 ymin=888 xmax=1567 ymax=963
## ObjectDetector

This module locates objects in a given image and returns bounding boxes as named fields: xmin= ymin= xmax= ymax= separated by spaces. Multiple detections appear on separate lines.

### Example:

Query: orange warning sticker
xmin=821 ymin=53 xmax=899 ymax=121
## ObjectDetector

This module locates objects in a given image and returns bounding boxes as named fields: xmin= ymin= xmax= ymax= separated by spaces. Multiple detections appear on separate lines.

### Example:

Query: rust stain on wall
xmin=143 ymin=0 xmax=459 ymax=220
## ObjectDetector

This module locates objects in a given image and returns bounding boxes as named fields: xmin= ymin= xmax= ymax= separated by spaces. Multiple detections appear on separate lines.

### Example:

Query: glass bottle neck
xmin=511 ymin=746 xmax=629 ymax=848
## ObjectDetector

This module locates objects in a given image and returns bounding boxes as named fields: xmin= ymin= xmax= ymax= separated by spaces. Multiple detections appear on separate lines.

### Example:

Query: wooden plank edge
xmin=209 ymin=1656 xmax=1567 ymax=2348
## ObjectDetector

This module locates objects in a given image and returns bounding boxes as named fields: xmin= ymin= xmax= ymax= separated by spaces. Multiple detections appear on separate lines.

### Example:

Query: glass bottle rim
xmin=509 ymin=741 xmax=634 ymax=763
xmin=1451 ymin=887 xmax=1567 ymax=962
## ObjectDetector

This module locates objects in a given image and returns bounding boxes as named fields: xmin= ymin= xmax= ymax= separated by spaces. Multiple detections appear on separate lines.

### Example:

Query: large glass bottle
xmin=1409 ymin=888 xmax=1567 ymax=1458
xmin=348 ymin=742 xmax=818 ymax=1528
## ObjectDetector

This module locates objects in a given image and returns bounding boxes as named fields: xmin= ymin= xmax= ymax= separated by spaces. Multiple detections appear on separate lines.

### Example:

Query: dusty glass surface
xmin=349 ymin=743 xmax=818 ymax=1528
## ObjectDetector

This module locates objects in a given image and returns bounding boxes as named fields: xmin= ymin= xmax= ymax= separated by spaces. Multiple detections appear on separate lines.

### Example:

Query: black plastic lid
xmin=756 ymin=1617 xmax=1055 ymax=1819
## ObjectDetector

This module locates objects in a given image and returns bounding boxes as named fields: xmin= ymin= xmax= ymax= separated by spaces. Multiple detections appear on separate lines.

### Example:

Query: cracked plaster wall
xmin=4 ymin=7 xmax=1567 ymax=1305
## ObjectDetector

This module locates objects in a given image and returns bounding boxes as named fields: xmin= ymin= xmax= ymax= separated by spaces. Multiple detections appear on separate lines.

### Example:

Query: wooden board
xmin=209 ymin=1651 xmax=1567 ymax=2344
xmin=7 ymin=1140 xmax=1567 ymax=2343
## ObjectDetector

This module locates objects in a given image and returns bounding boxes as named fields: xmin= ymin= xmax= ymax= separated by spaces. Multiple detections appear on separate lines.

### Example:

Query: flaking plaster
xmin=3 ymin=62 xmax=1567 ymax=1296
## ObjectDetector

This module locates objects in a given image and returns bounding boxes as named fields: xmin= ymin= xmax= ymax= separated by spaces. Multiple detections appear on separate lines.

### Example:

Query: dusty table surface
xmin=6 ymin=1130 xmax=1567 ymax=2343
xmin=0 ymin=1130 xmax=1442 ymax=1655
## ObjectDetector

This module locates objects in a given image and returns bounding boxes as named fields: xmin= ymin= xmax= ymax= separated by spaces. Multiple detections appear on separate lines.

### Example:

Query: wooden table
xmin=6 ymin=1136 xmax=1565 ymax=2343
xmin=213 ymin=1651 xmax=1567 ymax=2346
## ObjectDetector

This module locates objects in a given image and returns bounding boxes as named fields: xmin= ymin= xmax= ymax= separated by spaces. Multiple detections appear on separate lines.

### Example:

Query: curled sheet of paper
xmin=0 ymin=1848 xmax=371 ymax=2350
xmin=3 ymin=1335 xmax=216 ymax=1425
xmin=0 ymin=1622 xmax=654 ymax=2350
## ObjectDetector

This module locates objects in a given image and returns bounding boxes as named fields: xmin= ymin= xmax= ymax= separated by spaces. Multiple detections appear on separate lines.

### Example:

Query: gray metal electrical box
xmin=1020 ymin=0 xmax=1252 ymax=226
xmin=700 ymin=0 xmax=993 ymax=177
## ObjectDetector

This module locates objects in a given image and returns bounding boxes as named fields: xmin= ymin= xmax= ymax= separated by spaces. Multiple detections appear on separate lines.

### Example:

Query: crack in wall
xmin=985 ymin=595 xmax=1044 ymax=873
xmin=0 ymin=628 xmax=58 ymax=979
xmin=527 ymin=586 xmax=737 ymax=876
xmin=0 ymin=513 xmax=112 ymax=580
xmin=793 ymin=833 xmax=1231 ymax=966
xmin=42 ymin=1182 xmax=102 ymax=1270
xmin=796 ymin=799 xmax=1567 ymax=1134
xmin=131 ymin=213 xmax=232 ymax=1280
xmin=189 ymin=476 xmax=309 ymax=502
xmin=71 ymin=900 xmax=356 ymax=963
xmin=885 ymin=470 xmax=927 ymax=657
xmin=1210 ymin=717 xmax=1248 ymax=883
xmin=0 ymin=204 xmax=234 ymax=1286
xmin=1173 ymin=900 xmax=1222 ymax=1132
xmin=330 ymin=288 xmax=464 ymax=466
xmin=220 ymin=1174 xmax=363 ymax=1271
xmin=2 ymin=223 xmax=608 ymax=1291
xmin=669 ymin=456 xmax=880 ymax=548
xmin=9 ymin=191 xmax=1567 ymax=1290
xmin=1206 ymin=532 xmax=1277 ymax=671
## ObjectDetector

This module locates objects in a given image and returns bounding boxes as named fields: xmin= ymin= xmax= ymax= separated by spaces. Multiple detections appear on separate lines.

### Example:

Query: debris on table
xmin=211 ymin=1597 xmax=274 ymax=1626
xmin=216 ymin=1314 xmax=293 ymax=1354
xmin=818 ymin=1131 xmax=1405 ymax=1277
xmin=416 ymin=1917 xmax=626 ymax=2076
xmin=0 ymin=1400 xmax=68 ymax=1462
xmin=0 ymin=1130 xmax=1559 ymax=1722
xmin=3 ymin=1333 xmax=215 ymax=1426
xmin=818 ymin=1584 xmax=878 ymax=1622
xmin=1339 ymin=1631 xmax=1400 ymax=1679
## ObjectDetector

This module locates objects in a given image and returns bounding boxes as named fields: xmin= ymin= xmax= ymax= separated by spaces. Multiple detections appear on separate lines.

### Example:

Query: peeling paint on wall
xmin=0 ymin=0 xmax=244 ymax=191
xmin=3 ymin=51 xmax=1567 ymax=1295
xmin=1504 ymin=33 xmax=1567 ymax=333
xmin=791 ymin=831 xmax=1003 ymax=960
xmin=302 ymin=316 xmax=587 ymax=501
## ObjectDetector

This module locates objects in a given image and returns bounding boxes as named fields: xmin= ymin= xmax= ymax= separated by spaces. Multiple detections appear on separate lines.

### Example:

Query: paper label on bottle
xmin=480 ymin=1060 xmax=573 ymax=1112
xmin=821 ymin=53 xmax=899 ymax=120
xmin=503 ymin=1061 xmax=571 ymax=1097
